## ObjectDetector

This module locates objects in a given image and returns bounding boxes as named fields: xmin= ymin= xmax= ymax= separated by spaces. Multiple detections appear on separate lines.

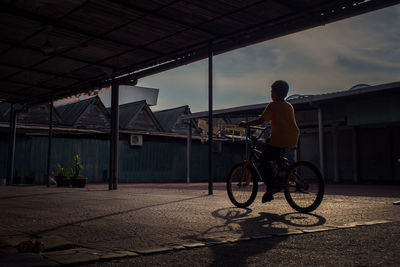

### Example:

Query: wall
xmin=0 ymin=133 xmax=244 ymax=184
xmin=298 ymin=125 xmax=400 ymax=184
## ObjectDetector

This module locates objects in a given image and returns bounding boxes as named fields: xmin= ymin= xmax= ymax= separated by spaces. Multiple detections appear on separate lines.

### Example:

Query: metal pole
xmin=110 ymin=79 xmax=119 ymax=190
xmin=6 ymin=104 xmax=17 ymax=185
xmin=318 ymin=107 xmax=325 ymax=178
xmin=46 ymin=98 xmax=54 ymax=187
xmin=352 ymin=126 xmax=359 ymax=183
xmin=186 ymin=122 xmax=192 ymax=183
xmin=332 ymin=124 xmax=339 ymax=183
xmin=245 ymin=114 xmax=249 ymax=160
xmin=208 ymin=43 xmax=213 ymax=195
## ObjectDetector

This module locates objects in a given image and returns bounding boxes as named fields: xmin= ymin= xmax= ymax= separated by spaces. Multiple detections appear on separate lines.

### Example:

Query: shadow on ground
xmin=188 ymin=208 xmax=326 ymax=267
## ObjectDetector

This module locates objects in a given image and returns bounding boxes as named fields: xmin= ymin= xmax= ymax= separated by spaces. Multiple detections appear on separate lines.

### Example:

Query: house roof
xmin=17 ymin=103 xmax=62 ymax=125
xmin=154 ymin=105 xmax=190 ymax=132
xmin=0 ymin=101 xmax=61 ymax=124
xmin=1 ymin=0 xmax=398 ymax=105
xmin=118 ymin=100 xmax=147 ymax=129
xmin=56 ymin=96 xmax=108 ymax=126
xmin=118 ymin=100 xmax=163 ymax=131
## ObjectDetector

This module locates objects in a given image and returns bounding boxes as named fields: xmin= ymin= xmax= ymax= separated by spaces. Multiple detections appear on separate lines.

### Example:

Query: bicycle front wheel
xmin=227 ymin=162 xmax=258 ymax=208
xmin=284 ymin=161 xmax=324 ymax=213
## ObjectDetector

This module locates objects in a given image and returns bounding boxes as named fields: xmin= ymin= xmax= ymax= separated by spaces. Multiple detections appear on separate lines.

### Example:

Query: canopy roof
xmin=1 ymin=0 xmax=399 ymax=104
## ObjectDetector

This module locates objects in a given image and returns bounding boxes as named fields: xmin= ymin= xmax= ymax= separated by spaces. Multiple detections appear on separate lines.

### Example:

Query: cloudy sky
xmin=103 ymin=5 xmax=400 ymax=112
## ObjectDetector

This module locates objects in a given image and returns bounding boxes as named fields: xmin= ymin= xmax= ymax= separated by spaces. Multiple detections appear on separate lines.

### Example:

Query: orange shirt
xmin=261 ymin=101 xmax=300 ymax=148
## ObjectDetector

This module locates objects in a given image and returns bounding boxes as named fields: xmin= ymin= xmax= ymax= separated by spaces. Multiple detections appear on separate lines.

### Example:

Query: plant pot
xmin=70 ymin=176 xmax=87 ymax=188
xmin=25 ymin=176 xmax=35 ymax=184
xmin=55 ymin=176 xmax=71 ymax=187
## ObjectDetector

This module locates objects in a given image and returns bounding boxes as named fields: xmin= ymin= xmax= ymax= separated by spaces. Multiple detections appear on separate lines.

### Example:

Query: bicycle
xmin=227 ymin=126 xmax=324 ymax=213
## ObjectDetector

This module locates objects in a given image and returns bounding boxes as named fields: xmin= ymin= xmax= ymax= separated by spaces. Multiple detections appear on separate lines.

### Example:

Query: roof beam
xmin=0 ymin=1 xmax=90 ymax=58
xmin=109 ymin=0 xmax=219 ymax=37
xmin=0 ymin=58 xmax=85 ymax=83
xmin=0 ymin=39 xmax=114 ymax=79
xmin=0 ymin=88 xmax=38 ymax=100
xmin=0 ymin=3 xmax=163 ymax=57
xmin=0 ymin=79 xmax=56 ymax=92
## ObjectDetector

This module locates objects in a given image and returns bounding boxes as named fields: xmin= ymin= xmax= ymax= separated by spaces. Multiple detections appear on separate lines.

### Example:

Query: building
xmin=185 ymin=81 xmax=400 ymax=184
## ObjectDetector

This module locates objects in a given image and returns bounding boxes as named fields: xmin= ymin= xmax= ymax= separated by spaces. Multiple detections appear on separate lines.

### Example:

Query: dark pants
xmin=259 ymin=144 xmax=282 ymax=191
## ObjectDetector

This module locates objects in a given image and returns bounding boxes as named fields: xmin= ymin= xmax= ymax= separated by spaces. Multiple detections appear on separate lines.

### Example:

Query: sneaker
xmin=261 ymin=186 xmax=281 ymax=203
xmin=262 ymin=192 xmax=274 ymax=203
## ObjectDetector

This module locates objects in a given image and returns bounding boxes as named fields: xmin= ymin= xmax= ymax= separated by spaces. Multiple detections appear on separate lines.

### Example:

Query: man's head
xmin=271 ymin=80 xmax=289 ymax=101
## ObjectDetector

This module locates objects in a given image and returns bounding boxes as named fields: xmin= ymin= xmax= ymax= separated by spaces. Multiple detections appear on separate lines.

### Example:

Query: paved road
xmin=88 ymin=221 xmax=400 ymax=267
xmin=0 ymin=183 xmax=399 ymax=266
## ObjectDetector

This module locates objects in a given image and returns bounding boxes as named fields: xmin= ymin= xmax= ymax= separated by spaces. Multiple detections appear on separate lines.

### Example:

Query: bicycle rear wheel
xmin=283 ymin=161 xmax=324 ymax=213
xmin=227 ymin=162 xmax=258 ymax=208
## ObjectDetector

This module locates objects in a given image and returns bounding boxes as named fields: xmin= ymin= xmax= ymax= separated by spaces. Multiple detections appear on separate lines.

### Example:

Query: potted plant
xmin=25 ymin=169 xmax=36 ymax=184
xmin=55 ymin=163 xmax=70 ymax=187
xmin=70 ymin=154 xmax=86 ymax=188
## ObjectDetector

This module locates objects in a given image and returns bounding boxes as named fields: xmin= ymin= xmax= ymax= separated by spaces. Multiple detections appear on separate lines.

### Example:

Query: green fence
xmin=0 ymin=134 xmax=245 ymax=184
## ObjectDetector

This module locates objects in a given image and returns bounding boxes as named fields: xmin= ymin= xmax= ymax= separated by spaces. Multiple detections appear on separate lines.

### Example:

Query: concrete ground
xmin=0 ymin=183 xmax=399 ymax=266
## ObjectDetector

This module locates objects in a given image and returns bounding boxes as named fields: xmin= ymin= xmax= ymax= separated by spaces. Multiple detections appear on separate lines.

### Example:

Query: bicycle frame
xmin=243 ymin=126 xmax=269 ymax=183
xmin=228 ymin=126 xmax=324 ymax=212
xmin=243 ymin=125 xmax=292 ymax=184
xmin=237 ymin=160 xmax=261 ymax=186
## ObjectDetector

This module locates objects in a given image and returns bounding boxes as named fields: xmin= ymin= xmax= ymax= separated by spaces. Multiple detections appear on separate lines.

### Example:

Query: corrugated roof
xmin=183 ymin=81 xmax=400 ymax=119
xmin=289 ymin=81 xmax=400 ymax=106
xmin=1 ymin=0 xmax=398 ymax=104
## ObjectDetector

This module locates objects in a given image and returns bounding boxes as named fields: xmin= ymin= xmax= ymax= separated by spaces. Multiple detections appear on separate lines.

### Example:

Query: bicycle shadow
xmin=185 ymin=207 xmax=326 ymax=267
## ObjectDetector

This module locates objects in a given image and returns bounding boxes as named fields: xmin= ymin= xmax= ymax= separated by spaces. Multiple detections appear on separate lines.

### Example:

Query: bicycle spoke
xmin=227 ymin=164 xmax=258 ymax=208
xmin=284 ymin=161 xmax=324 ymax=213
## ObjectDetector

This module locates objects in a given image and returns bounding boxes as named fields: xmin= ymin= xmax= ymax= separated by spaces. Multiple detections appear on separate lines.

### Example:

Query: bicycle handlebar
xmin=245 ymin=125 xmax=270 ymax=142
xmin=248 ymin=125 xmax=268 ymax=131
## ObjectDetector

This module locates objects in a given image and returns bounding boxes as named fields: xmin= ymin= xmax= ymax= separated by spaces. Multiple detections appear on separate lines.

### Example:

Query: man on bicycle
xmin=239 ymin=80 xmax=300 ymax=203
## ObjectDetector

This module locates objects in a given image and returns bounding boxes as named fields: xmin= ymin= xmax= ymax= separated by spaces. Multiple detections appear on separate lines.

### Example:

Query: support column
xmin=245 ymin=114 xmax=249 ymax=160
xmin=46 ymin=98 xmax=54 ymax=187
xmin=318 ymin=107 xmax=325 ymax=179
xmin=6 ymin=104 xmax=17 ymax=185
xmin=352 ymin=126 xmax=360 ymax=183
xmin=332 ymin=124 xmax=340 ymax=183
xmin=109 ymin=79 xmax=119 ymax=190
xmin=186 ymin=122 xmax=192 ymax=183
xmin=208 ymin=44 xmax=213 ymax=195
